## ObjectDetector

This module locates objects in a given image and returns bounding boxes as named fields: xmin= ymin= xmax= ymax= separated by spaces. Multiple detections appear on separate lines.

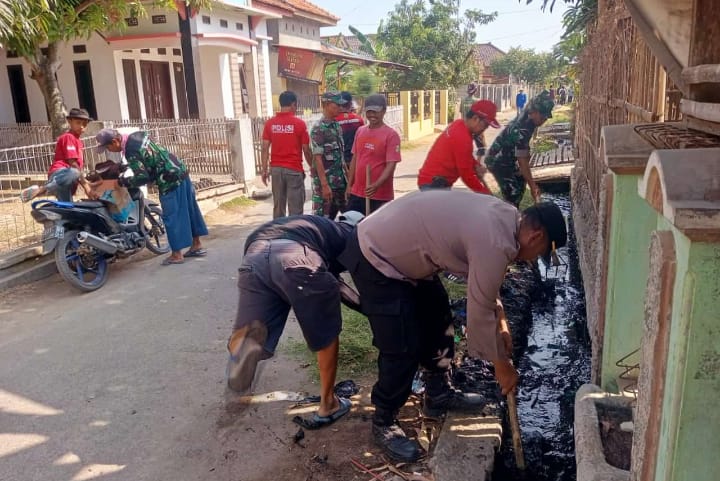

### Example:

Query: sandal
xmin=184 ymin=248 xmax=207 ymax=258
xmin=161 ymin=257 xmax=185 ymax=265
xmin=20 ymin=185 xmax=40 ymax=203
xmin=292 ymin=397 xmax=352 ymax=430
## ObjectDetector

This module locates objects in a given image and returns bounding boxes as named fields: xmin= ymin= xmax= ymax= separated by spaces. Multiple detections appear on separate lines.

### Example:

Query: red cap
xmin=470 ymin=100 xmax=500 ymax=128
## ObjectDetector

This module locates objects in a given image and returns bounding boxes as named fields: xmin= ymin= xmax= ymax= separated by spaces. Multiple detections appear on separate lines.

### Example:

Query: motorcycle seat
xmin=73 ymin=200 xmax=105 ymax=208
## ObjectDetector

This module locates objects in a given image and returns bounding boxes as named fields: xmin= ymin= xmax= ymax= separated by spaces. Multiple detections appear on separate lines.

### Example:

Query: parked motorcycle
xmin=30 ymin=187 xmax=169 ymax=292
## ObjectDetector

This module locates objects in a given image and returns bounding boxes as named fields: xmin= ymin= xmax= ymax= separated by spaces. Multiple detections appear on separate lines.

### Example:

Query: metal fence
xmin=0 ymin=119 xmax=236 ymax=256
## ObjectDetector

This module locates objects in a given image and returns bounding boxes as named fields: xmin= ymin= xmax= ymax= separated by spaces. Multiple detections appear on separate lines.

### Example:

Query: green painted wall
xmin=666 ymin=243 xmax=720 ymax=481
xmin=600 ymin=174 xmax=659 ymax=390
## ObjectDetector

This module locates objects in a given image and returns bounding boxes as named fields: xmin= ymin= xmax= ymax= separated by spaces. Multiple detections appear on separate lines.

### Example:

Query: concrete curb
xmin=574 ymin=383 xmax=631 ymax=481
xmin=0 ymin=255 xmax=57 ymax=291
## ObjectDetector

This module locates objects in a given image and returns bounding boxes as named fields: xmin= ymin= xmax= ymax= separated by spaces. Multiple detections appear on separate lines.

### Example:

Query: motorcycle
xmin=30 ymin=186 xmax=170 ymax=292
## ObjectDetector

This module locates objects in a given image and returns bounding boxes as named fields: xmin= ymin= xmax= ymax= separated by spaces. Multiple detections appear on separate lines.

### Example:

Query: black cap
xmin=66 ymin=107 xmax=92 ymax=121
xmin=524 ymin=201 xmax=567 ymax=263
xmin=340 ymin=91 xmax=353 ymax=106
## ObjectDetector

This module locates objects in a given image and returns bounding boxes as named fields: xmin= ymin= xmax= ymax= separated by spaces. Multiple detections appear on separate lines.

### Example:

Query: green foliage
xmin=348 ymin=25 xmax=376 ymax=57
xmin=377 ymin=0 xmax=497 ymax=90
xmin=289 ymin=306 xmax=376 ymax=381
xmin=219 ymin=196 xmax=256 ymax=210
xmin=349 ymin=67 xmax=379 ymax=96
xmin=489 ymin=47 xmax=562 ymax=85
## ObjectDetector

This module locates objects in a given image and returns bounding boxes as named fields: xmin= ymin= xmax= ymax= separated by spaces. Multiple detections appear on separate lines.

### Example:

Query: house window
xmin=158 ymin=48 xmax=167 ymax=55
xmin=300 ymin=26 xmax=303 ymax=33
xmin=285 ymin=22 xmax=288 ymax=31
xmin=292 ymin=24 xmax=295 ymax=32
xmin=202 ymin=15 xmax=211 ymax=25
xmin=151 ymin=15 xmax=167 ymax=24
xmin=126 ymin=17 xmax=139 ymax=27
xmin=6 ymin=51 xmax=18 ymax=58
xmin=73 ymin=45 xmax=87 ymax=54
xmin=236 ymin=22 xmax=244 ymax=31
xmin=173 ymin=48 xmax=182 ymax=56
xmin=220 ymin=19 xmax=228 ymax=28
xmin=140 ymin=48 xmax=150 ymax=54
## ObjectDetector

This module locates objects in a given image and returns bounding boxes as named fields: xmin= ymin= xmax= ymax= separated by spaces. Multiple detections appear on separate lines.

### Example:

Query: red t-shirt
xmin=262 ymin=111 xmax=310 ymax=172
xmin=417 ymin=119 xmax=490 ymax=194
xmin=336 ymin=112 xmax=364 ymax=161
xmin=350 ymin=124 xmax=401 ymax=201
xmin=48 ymin=131 xmax=84 ymax=176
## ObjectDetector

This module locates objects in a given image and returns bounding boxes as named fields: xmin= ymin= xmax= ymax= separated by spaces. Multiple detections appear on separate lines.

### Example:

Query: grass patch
xmin=219 ymin=196 xmax=256 ymax=210
xmin=288 ymin=305 xmax=376 ymax=382
xmin=546 ymin=106 xmax=573 ymax=125
xmin=532 ymin=137 xmax=558 ymax=154
xmin=442 ymin=277 xmax=468 ymax=300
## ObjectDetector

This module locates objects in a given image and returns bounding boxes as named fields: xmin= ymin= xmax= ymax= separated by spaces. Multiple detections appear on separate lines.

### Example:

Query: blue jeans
xmin=45 ymin=168 xmax=81 ymax=202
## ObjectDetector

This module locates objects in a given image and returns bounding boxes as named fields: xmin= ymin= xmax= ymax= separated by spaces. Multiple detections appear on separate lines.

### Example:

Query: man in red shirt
xmin=347 ymin=94 xmax=401 ymax=215
xmin=261 ymin=91 xmax=313 ymax=218
xmin=21 ymin=108 xmax=93 ymax=202
xmin=417 ymin=100 xmax=500 ymax=193
xmin=335 ymin=91 xmax=364 ymax=167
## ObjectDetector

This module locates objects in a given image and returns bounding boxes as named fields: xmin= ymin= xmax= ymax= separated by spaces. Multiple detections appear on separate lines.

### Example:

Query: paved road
xmin=0 ymin=114 xmax=517 ymax=481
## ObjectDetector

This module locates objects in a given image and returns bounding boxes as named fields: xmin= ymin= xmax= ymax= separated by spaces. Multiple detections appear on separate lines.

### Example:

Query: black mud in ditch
xmin=450 ymin=191 xmax=591 ymax=481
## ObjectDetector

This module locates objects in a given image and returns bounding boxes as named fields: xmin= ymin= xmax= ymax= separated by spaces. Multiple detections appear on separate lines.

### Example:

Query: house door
xmin=73 ymin=61 xmax=98 ymax=120
xmin=172 ymin=62 xmax=189 ymax=119
xmin=7 ymin=65 xmax=31 ymax=123
xmin=122 ymin=59 xmax=142 ymax=119
xmin=140 ymin=61 xmax=174 ymax=119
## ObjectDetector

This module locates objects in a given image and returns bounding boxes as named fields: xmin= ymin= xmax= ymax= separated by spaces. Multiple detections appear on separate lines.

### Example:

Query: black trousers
xmin=338 ymin=231 xmax=454 ymax=416
xmin=346 ymin=194 xmax=389 ymax=216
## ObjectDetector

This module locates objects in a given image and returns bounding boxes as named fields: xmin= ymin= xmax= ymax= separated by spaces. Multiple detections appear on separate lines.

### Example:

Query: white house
xmin=0 ymin=0 xmax=282 ymax=123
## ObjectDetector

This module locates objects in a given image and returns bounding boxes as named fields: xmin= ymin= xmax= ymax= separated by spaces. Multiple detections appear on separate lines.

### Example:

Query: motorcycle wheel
xmin=144 ymin=206 xmax=171 ymax=255
xmin=54 ymin=229 xmax=109 ymax=292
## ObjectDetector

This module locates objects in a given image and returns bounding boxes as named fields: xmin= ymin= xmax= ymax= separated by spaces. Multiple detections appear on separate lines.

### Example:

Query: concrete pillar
xmin=440 ymin=89 xmax=448 ymax=125
xmin=401 ymin=90 xmax=411 ymax=139
xmin=230 ymin=118 xmax=257 ymax=184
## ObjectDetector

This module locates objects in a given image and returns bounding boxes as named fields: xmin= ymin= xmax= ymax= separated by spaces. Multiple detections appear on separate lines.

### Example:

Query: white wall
xmin=0 ymin=33 xmax=122 ymax=123
xmin=220 ymin=53 xmax=235 ymax=118
xmin=193 ymin=6 xmax=252 ymax=39
xmin=198 ymin=46 xmax=232 ymax=118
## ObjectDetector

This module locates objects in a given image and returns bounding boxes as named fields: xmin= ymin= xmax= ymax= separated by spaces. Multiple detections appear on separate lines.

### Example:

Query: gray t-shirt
xmin=357 ymin=190 xmax=519 ymax=360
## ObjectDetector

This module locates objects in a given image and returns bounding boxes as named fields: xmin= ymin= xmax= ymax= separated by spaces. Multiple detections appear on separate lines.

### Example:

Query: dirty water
xmin=451 ymin=192 xmax=592 ymax=481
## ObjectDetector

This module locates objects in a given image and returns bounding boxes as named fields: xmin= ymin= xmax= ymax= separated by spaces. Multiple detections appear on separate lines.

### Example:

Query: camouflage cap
xmin=321 ymin=91 xmax=343 ymax=104
xmin=530 ymin=90 xmax=554 ymax=118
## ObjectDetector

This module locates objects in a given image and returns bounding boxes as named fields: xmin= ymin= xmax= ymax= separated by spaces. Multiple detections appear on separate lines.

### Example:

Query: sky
xmin=311 ymin=0 xmax=569 ymax=53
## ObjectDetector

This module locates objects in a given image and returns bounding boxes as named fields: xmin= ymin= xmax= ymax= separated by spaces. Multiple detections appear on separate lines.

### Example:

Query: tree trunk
xmin=29 ymin=41 xmax=67 ymax=140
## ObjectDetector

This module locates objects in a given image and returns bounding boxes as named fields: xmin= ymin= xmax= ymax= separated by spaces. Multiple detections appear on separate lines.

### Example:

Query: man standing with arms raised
xmin=261 ymin=91 xmax=313 ymax=218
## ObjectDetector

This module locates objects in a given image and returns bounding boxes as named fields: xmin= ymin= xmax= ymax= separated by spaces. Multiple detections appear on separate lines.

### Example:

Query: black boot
xmin=422 ymin=370 xmax=485 ymax=417
xmin=372 ymin=409 xmax=424 ymax=462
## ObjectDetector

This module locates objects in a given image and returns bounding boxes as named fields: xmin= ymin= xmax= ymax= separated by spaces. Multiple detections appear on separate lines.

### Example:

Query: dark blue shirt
xmin=516 ymin=92 xmax=527 ymax=109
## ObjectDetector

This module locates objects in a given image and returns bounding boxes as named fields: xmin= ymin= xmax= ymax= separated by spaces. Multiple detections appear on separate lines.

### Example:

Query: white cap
xmin=338 ymin=210 xmax=364 ymax=227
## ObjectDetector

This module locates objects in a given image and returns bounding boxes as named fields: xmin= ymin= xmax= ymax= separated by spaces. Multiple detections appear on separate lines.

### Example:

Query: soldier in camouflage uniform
xmin=311 ymin=91 xmax=347 ymax=219
xmin=484 ymin=90 xmax=555 ymax=207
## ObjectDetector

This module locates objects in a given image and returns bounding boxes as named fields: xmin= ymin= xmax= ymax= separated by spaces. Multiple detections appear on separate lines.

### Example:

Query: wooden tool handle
xmin=507 ymin=391 xmax=526 ymax=470
xmin=365 ymin=165 xmax=372 ymax=215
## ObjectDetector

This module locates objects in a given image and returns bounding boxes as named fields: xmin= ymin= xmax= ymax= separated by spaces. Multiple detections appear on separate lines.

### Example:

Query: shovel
xmin=507 ymin=390 xmax=526 ymax=470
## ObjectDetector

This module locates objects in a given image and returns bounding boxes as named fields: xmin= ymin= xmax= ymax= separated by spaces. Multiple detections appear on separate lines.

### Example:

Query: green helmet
xmin=530 ymin=90 xmax=554 ymax=118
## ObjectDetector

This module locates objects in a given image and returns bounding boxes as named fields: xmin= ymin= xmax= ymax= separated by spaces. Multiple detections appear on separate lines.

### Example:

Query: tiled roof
xmin=253 ymin=0 xmax=339 ymax=22
xmin=322 ymin=33 xmax=377 ymax=58
xmin=473 ymin=43 xmax=506 ymax=65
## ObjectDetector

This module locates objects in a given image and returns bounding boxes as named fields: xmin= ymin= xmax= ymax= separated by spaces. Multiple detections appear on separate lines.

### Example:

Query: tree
xmin=377 ymin=0 xmax=497 ymax=91
xmin=489 ymin=47 xmax=561 ymax=85
xmin=0 ymin=0 xmax=211 ymax=138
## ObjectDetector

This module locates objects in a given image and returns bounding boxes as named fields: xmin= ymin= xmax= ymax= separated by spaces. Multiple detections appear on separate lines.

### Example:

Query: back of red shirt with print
xmin=262 ymin=112 xmax=310 ymax=172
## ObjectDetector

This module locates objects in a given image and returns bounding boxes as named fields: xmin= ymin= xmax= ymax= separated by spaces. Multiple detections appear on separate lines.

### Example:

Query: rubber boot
xmin=371 ymin=408 xmax=424 ymax=462
xmin=422 ymin=370 xmax=485 ymax=417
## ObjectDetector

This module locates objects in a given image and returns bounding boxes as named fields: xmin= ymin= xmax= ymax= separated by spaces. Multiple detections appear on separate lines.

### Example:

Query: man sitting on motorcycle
xmin=95 ymin=129 xmax=208 ymax=266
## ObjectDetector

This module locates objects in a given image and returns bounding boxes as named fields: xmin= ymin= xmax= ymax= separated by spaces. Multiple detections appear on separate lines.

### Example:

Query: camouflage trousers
xmin=311 ymin=180 xmax=347 ymax=219
xmin=489 ymin=167 xmax=526 ymax=208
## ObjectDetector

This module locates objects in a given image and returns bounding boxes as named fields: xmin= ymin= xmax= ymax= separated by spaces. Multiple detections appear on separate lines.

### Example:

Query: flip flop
xmin=292 ymin=397 xmax=352 ymax=430
xmin=161 ymin=257 xmax=185 ymax=265
xmin=20 ymin=185 xmax=39 ymax=203
xmin=184 ymin=248 xmax=207 ymax=258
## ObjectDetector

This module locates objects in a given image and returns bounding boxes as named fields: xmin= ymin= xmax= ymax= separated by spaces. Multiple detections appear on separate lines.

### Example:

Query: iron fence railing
xmin=0 ymin=119 xmax=236 ymax=256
